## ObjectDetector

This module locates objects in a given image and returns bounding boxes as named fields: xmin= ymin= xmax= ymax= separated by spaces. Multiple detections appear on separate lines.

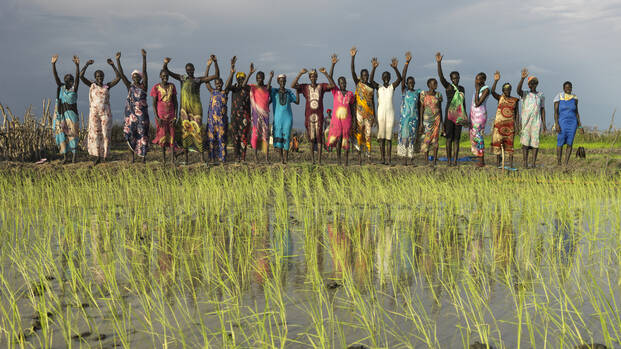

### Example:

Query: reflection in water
xmin=491 ymin=214 xmax=516 ymax=275
xmin=553 ymin=214 xmax=577 ymax=284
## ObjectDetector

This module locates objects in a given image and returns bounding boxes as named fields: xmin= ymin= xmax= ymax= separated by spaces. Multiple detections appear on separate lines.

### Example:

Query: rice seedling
xmin=0 ymin=166 xmax=618 ymax=348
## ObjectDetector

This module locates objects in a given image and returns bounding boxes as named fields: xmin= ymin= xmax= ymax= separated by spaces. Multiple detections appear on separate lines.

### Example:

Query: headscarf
xmin=502 ymin=83 xmax=511 ymax=90
xmin=131 ymin=70 xmax=143 ymax=78
xmin=309 ymin=69 xmax=318 ymax=76
xmin=236 ymin=72 xmax=246 ymax=80
xmin=527 ymin=76 xmax=538 ymax=83
xmin=277 ymin=74 xmax=286 ymax=79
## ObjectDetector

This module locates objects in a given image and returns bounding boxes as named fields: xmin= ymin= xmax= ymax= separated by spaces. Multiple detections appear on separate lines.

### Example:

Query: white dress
xmin=377 ymin=84 xmax=395 ymax=140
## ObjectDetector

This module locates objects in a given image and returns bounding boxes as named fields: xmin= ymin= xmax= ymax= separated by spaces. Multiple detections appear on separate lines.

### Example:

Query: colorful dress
xmin=178 ymin=75 xmax=203 ymax=152
xmin=354 ymin=82 xmax=375 ymax=151
xmin=297 ymin=83 xmax=330 ymax=142
xmin=150 ymin=83 xmax=177 ymax=148
xmin=327 ymin=89 xmax=355 ymax=149
xmin=87 ymin=83 xmax=112 ymax=158
xmin=230 ymin=85 xmax=251 ymax=158
xmin=469 ymin=86 xmax=489 ymax=157
xmin=124 ymin=85 xmax=150 ymax=157
xmin=491 ymin=95 xmax=518 ymax=155
xmin=250 ymin=85 xmax=271 ymax=152
xmin=270 ymin=88 xmax=296 ymax=150
xmin=519 ymin=91 xmax=545 ymax=148
xmin=554 ymin=92 xmax=578 ymax=146
xmin=397 ymin=89 xmax=421 ymax=158
xmin=53 ymin=86 xmax=79 ymax=155
xmin=377 ymin=85 xmax=396 ymax=140
xmin=420 ymin=91 xmax=443 ymax=152
xmin=206 ymin=90 xmax=228 ymax=162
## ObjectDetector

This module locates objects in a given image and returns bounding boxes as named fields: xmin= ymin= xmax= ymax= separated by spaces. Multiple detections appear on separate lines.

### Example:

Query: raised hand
xmin=210 ymin=54 xmax=217 ymax=62
xmin=115 ymin=52 xmax=121 ymax=60
xmin=72 ymin=55 xmax=80 ymax=65
xmin=231 ymin=56 xmax=237 ymax=66
xmin=319 ymin=67 xmax=327 ymax=74
xmin=521 ymin=68 xmax=528 ymax=79
xmin=141 ymin=49 xmax=146 ymax=57
xmin=435 ymin=52 xmax=443 ymax=63
xmin=51 ymin=55 xmax=59 ymax=64
xmin=107 ymin=58 xmax=114 ymax=66
xmin=371 ymin=57 xmax=379 ymax=68
xmin=350 ymin=46 xmax=357 ymax=57
xmin=405 ymin=51 xmax=412 ymax=63
xmin=494 ymin=71 xmax=500 ymax=81
xmin=163 ymin=57 xmax=171 ymax=64
xmin=86 ymin=59 xmax=94 ymax=65
xmin=331 ymin=54 xmax=339 ymax=64
xmin=269 ymin=71 xmax=274 ymax=77
xmin=300 ymin=68 xmax=308 ymax=74
xmin=390 ymin=57 xmax=398 ymax=68
xmin=249 ymin=63 xmax=255 ymax=74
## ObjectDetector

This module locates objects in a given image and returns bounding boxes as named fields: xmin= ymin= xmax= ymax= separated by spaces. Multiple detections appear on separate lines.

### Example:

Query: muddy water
xmin=1 ymin=205 xmax=619 ymax=349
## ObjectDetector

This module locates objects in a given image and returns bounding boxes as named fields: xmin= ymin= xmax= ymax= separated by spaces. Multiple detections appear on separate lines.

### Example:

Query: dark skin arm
xmin=350 ymin=46 xmax=359 ymax=85
xmin=291 ymin=68 xmax=308 ymax=90
xmin=141 ymin=49 xmax=148 ymax=91
xmin=329 ymin=54 xmax=338 ymax=82
xmin=198 ymin=57 xmax=219 ymax=85
xmin=293 ymin=89 xmax=301 ymax=105
xmin=390 ymin=57 xmax=402 ymax=89
xmin=401 ymin=52 xmax=411 ymax=93
xmin=162 ymin=57 xmax=181 ymax=81
xmin=369 ymin=58 xmax=379 ymax=89
xmin=541 ymin=106 xmax=547 ymax=133
xmin=554 ymin=101 xmax=560 ymax=133
xmin=417 ymin=93 xmax=424 ymax=135
xmin=575 ymin=101 xmax=583 ymax=133
xmin=51 ymin=55 xmax=62 ymax=86
xmin=243 ymin=63 xmax=255 ymax=87
xmin=152 ymin=96 xmax=160 ymax=122
xmin=115 ymin=52 xmax=131 ymax=89
xmin=80 ymin=59 xmax=94 ymax=87
xmin=473 ymin=82 xmax=490 ymax=107
xmin=516 ymin=68 xmax=528 ymax=98
xmin=224 ymin=58 xmax=235 ymax=93
xmin=319 ymin=67 xmax=335 ymax=89
xmin=71 ymin=56 xmax=80 ymax=92
xmin=106 ymin=59 xmax=122 ymax=88
xmin=267 ymin=71 xmax=274 ymax=90
xmin=491 ymin=71 xmax=501 ymax=101
xmin=435 ymin=52 xmax=450 ymax=89
xmin=204 ymin=58 xmax=214 ymax=93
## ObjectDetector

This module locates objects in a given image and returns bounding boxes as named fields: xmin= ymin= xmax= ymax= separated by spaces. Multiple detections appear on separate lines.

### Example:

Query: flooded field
xmin=0 ymin=166 xmax=619 ymax=348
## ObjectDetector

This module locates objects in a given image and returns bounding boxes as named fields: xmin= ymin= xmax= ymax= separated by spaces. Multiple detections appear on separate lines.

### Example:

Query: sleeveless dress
xmin=53 ymin=86 xmax=79 ymax=155
xmin=420 ymin=91 xmax=443 ymax=152
xmin=87 ymin=83 xmax=112 ymax=158
xmin=376 ymin=85 xmax=396 ymax=140
xmin=206 ymin=90 xmax=228 ymax=161
xmin=554 ymin=92 xmax=578 ymax=146
xmin=124 ymin=85 xmax=150 ymax=157
xmin=397 ymin=89 xmax=422 ymax=158
xmin=491 ymin=95 xmax=518 ymax=155
xmin=469 ymin=86 xmax=489 ymax=157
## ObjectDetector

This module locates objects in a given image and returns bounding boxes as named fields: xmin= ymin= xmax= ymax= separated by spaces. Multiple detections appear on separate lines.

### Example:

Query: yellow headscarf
xmin=236 ymin=72 xmax=246 ymax=80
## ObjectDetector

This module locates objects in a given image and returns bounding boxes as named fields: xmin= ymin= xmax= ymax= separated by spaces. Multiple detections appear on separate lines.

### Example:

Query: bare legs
xmin=557 ymin=145 xmax=573 ymax=166
xmin=522 ymin=146 xmax=539 ymax=168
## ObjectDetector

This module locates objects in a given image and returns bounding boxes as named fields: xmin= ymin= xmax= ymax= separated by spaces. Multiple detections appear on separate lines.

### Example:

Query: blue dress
xmin=554 ymin=93 xmax=578 ymax=147
xmin=397 ymin=89 xmax=422 ymax=158
xmin=270 ymin=88 xmax=296 ymax=150
xmin=53 ymin=86 xmax=79 ymax=154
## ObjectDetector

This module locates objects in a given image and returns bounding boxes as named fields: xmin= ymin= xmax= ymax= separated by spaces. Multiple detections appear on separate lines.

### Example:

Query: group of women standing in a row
xmin=50 ymin=48 xmax=583 ymax=167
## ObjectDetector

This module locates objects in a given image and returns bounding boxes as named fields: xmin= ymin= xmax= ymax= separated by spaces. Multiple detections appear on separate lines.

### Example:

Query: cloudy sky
xmin=1 ymin=0 xmax=620 ymax=130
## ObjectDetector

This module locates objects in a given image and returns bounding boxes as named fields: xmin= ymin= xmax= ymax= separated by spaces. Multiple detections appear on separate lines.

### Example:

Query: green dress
xmin=177 ymin=75 xmax=204 ymax=151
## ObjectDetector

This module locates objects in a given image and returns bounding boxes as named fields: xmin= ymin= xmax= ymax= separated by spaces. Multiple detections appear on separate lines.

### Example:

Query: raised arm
xmin=115 ymin=52 xmax=131 ymax=89
xmin=293 ymin=89 xmax=301 ymax=105
xmin=490 ymin=71 xmax=501 ymax=101
xmin=369 ymin=57 xmax=379 ymax=89
xmin=291 ymin=68 xmax=307 ymax=89
xmin=106 ymin=58 xmax=122 ymax=88
xmin=199 ymin=56 xmax=219 ymax=85
xmin=473 ymin=82 xmax=489 ymax=107
xmin=350 ymin=46 xmax=359 ymax=84
xmin=435 ymin=52 xmax=450 ymax=89
xmin=516 ymin=68 xmax=527 ymax=98
xmin=243 ymin=63 xmax=255 ymax=87
xmin=72 ymin=55 xmax=80 ymax=91
xmin=390 ymin=57 xmax=402 ymax=89
xmin=51 ymin=55 xmax=62 ymax=86
xmin=401 ymin=51 xmax=411 ymax=93
xmin=329 ymin=54 xmax=338 ymax=80
xmin=319 ymin=67 xmax=335 ymax=89
xmin=80 ymin=59 xmax=94 ymax=87
xmin=204 ymin=57 xmax=214 ymax=93
xmin=162 ymin=57 xmax=181 ymax=81
xmin=267 ymin=71 xmax=274 ymax=89
xmin=141 ymin=49 xmax=148 ymax=90
xmin=224 ymin=57 xmax=235 ymax=92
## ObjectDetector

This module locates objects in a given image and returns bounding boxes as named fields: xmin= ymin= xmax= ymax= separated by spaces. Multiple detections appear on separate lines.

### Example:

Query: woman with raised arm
xmin=517 ymin=68 xmax=546 ymax=168
xmin=229 ymin=62 xmax=255 ymax=162
xmin=80 ymin=56 xmax=122 ymax=165
xmin=327 ymin=60 xmax=355 ymax=166
xmin=419 ymin=78 xmax=443 ymax=167
xmin=436 ymin=52 xmax=467 ymax=166
xmin=204 ymin=55 xmax=235 ymax=164
xmin=397 ymin=52 xmax=421 ymax=165
xmin=163 ymin=57 xmax=218 ymax=164
xmin=51 ymin=54 xmax=80 ymax=163
xmin=291 ymin=55 xmax=338 ymax=164
xmin=469 ymin=73 xmax=490 ymax=167
xmin=116 ymin=50 xmax=150 ymax=163
xmin=554 ymin=81 xmax=583 ymax=166
xmin=489 ymin=71 xmax=519 ymax=169
xmin=350 ymin=46 xmax=379 ymax=164
xmin=249 ymin=70 xmax=273 ymax=163
xmin=376 ymin=56 xmax=403 ymax=165
xmin=270 ymin=74 xmax=300 ymax=164
xmin=150 ymin=68 xmax=178 ymax=164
